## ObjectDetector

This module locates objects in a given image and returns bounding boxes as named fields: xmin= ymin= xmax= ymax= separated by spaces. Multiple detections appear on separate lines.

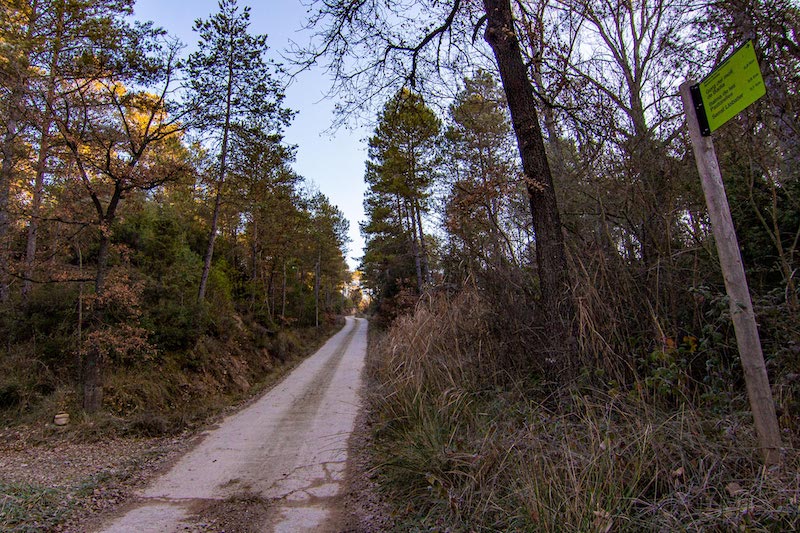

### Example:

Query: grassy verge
xmin=0 ymin=483 xmax=67 ymax=533
xmin=0 ymin=439 xmax=185 ymax=533
xmin=367 ymin=292 xmax=800 ymax=531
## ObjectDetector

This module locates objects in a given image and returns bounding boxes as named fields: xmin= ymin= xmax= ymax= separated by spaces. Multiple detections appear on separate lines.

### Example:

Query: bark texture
xmin=483 ymin=0 xmax=575 ymax=360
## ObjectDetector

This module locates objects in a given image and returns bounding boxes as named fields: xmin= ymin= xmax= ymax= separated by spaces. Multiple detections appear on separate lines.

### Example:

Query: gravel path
xmin=96 ymin=316 xmax=368 ymax=532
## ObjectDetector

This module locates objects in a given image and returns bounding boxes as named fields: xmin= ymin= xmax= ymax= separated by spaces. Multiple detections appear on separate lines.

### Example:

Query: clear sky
xmin=130 ymin=0 xmax=369 ymax=269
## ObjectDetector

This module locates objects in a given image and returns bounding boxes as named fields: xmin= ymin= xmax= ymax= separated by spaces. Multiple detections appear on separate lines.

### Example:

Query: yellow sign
xmin=695 ymin=41 xmax=766 ymax=135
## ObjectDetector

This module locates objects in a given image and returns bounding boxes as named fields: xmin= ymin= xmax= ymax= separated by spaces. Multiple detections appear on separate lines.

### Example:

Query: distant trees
xmin=307 ymin=193 xmax=350 ymax=326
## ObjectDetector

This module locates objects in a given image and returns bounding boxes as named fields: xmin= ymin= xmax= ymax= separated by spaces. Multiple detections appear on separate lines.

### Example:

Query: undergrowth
xmin=0 ymin=317 xmax=342 ymax=436
xmin=368 ymin=291 xmax=800 ymax=531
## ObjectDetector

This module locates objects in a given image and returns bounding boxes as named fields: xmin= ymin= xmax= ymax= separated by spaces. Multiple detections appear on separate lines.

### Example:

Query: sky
xmin=130 ymin=0 xmax=369 ymax=269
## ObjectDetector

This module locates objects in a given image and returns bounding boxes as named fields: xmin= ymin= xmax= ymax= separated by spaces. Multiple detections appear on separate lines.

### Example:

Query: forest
xmin=0 ymin=0 xmax=352 ymax=426
xmin=2 ymin=0 xmax=800 ymax=530
xmin=333 ymin=0 xmax=800 ymax=529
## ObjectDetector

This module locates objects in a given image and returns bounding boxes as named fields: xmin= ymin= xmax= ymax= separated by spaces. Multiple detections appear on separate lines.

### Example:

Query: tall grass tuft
xmin=368 ymin=290 xmax=800 ymax=531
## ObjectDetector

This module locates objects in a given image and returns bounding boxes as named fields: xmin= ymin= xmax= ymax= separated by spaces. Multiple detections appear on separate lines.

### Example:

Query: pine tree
xmin=0 ymin=0 xmax=38 ymax=301
xmin=443 ymin=71 xmax=521 ymax=270
xmin=186 ymin=0 xmax=293 ymax=302
xmin=362 ymin=89 xmax=440 ymax=300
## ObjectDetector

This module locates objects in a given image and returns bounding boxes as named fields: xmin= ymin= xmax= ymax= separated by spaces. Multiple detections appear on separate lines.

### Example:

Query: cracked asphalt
xmin=96 ymin=316 xmax=368 ymax=532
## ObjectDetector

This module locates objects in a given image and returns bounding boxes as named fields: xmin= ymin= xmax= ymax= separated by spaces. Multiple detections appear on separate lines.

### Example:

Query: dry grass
xmin=367 ymin=290 xmax=800 ymax=531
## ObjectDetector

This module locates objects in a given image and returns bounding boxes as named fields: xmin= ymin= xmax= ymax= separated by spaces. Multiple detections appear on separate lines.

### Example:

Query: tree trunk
xmin=414 ymin=198 xmax=432 ymax=285
xmin=22 ymin=120 xmax=53 ymax=302
xmin=75 ymin=236 xmax=95 ymax=414
xmin=250 ymin=219 xmax=258 ymax=311
xmin=82 ymin=346 xmax=103 ymax=413
xmin=315 ymin=251 xmax=320 ymax=327
xmin=198 ymin=186 xmax=223 ymax=302
xmin=407 ymin=200 xmax=424 ymax=293
xmin=266 ymin=261 xmax=275 ymax=321
xmin=95 ymin=229 xmax=111 ymax=298
xmin=23 ymin=0 xmax=63 ymax=302
xmin=282 ymin=259 xmax=287 ymax=319
xmin=83 ymin=230 xmax=109 ymax=414
xmin=0 ymin=88 xmax=23 ymax=303
xmin=483 ymin=0 xmax=575 ymax=360
xmin=81 ymin=177 xmax=122 ymax=414
xmin=198 ymin=53 xmax=235 ymax=303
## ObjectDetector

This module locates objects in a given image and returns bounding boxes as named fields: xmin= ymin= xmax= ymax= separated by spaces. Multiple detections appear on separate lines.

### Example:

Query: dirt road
xmin=97 ymin=316 xmax=368 ymax=532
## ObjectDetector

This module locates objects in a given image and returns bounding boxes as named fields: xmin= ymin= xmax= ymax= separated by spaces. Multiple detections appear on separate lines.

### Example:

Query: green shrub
xmin=143 ymin=300 xmax=206 ymax=351
xmin=0 ymin=382 xmax=21 ymax=410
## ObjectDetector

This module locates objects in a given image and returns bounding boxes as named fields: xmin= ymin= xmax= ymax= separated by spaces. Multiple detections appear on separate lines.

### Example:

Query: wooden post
xmin=680 ymin=80 xmax=782 ymax=465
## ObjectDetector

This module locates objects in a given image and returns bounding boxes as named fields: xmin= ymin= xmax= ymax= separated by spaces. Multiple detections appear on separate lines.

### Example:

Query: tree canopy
xmin=0 ymin=0 xmax=352 ymax=413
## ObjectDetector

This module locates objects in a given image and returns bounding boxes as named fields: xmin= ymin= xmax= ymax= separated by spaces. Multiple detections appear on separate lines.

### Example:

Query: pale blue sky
xmin=131 ymin=0 xmax=369 ymax=269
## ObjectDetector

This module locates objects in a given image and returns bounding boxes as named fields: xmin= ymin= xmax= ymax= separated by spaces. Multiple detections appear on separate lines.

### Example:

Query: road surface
xmin=98 ymin=316 xmax=368 ymax=532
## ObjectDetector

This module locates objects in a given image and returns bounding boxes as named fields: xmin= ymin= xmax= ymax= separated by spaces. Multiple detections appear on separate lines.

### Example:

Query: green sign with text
xmin=692 ymin=41 xmax=766 ymax=136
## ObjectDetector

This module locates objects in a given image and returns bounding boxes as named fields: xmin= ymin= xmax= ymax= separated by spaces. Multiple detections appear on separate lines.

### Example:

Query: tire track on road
xmin=97 ymin=317 xmax=368 ymax=533
xmin=274 ymin=318 xmax=358 ymax=434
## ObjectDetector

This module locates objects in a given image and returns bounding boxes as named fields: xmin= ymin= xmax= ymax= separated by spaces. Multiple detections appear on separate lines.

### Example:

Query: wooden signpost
xmin=680 ymin=41 xmax=782 ymax=465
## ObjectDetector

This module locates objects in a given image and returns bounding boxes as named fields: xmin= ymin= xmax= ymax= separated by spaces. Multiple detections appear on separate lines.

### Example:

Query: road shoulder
xmin=328 ymin=322 xmax=394 ymax=533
